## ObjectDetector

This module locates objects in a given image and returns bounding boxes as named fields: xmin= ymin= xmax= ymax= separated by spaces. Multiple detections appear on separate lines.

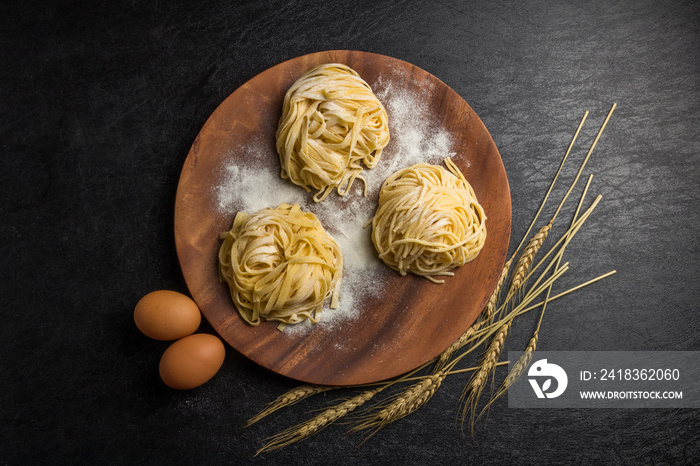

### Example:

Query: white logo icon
xmin=528 ymin=359 xmax=568 ymax=399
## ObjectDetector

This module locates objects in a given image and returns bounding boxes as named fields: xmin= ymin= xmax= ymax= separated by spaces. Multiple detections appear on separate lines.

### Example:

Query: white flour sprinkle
xmin=216 ymin=142 xmax=306 ymax=214
xmin=214 ymin=73 xmax=456 ymax=334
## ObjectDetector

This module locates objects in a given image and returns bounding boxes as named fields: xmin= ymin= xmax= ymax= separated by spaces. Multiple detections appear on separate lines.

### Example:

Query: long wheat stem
xmin=512 ymin=270 xmax=616 ymax=318
xmin=514 ymin=111 xmax=589 ymax=254
xmin=550 ymin=103 xmax=616 ymax=224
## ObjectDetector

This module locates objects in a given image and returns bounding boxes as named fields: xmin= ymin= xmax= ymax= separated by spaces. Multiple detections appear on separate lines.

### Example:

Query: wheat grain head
xmin=460 ymin=321 xmax=510 ymax=436
xmin=507 ymin=223 xmax=551 ymax=302
xmin=257 ymin=389 xmax=378 ymax=454
xmin=246 ymin=384 xmax=337 ymax=427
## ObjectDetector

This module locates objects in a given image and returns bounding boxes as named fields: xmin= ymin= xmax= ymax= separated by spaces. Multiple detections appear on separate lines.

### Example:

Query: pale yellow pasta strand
xmin=276 ymin=63 xmax=390 ymax=202
xmin=370 ymin=159 xmax=486 ymax=283
xmin=218 ymin=204 xmax=343 ymax=329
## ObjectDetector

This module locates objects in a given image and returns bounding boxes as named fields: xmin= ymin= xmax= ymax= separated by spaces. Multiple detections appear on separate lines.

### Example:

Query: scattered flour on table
xmin=214 ymin=73 xmax=456 ymax=335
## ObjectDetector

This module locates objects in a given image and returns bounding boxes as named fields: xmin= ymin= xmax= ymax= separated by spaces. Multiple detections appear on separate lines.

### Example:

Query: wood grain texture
xmin=174 ymin=50 xmax=511 ymax=386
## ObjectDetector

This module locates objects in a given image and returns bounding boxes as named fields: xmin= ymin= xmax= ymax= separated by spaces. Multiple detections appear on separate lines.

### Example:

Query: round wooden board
xmin=174 ymin=50 xmax=511 ymax=386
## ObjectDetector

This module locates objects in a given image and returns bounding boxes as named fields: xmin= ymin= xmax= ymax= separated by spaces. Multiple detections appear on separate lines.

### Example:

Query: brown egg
xmin=159 ymin=333 xmax=225 ymax=390
xmin=134 ymin=290 xmax=201 ymax=341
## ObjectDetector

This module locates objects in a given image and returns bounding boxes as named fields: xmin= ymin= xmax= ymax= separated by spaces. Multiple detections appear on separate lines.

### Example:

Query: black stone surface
xmin=2 ymin=1 xmax=699 ymax=464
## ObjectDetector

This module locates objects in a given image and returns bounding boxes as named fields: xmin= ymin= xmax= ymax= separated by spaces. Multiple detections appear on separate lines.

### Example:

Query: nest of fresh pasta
xmin=276 ymin=63 xmax=390 ymax=202
xmin=368 ymin=159 xmax=486 ymax=283
xmin=218 ymin=203 xmax=343 ymax=330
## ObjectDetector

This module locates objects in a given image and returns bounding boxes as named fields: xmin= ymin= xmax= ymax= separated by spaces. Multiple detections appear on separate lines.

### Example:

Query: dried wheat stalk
xmin=351 ymin=372 xmax=447 ymax=437
xmin=506 ymin=222 xmax=551 ymax=303
xmin=459 ymin=321 xmax=510 ymax=435
xmin=453 ymin=222 xmax=551 ymax=434
xmin=451 ymin=258 xmax=571 ymax=438
xmin=434 ymin=258 xmax=512 ymax=371
xmin=449 ymin=110 xmax=604 ymax=435
xmin=257 ymin=388 xmax=379 ymax=454
xmin=505 ymin=333 xmax=538 ymax=388
xmin=507 ymin=104 xmax=615 ymax=303
xmin=477 ymin=173 xmax=599 ymax=419
xmin=246 ymin=384 xmax=338 ymax=427
xmin=477 ymin=331 xmax=539 ymax=419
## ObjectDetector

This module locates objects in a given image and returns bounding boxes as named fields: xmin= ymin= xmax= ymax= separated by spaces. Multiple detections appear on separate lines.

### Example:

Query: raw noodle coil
xmin=218 ymin=203 xmax=343 ymax=329
xmin=370 ymin=159 xmax=486 ymax=283
xmin=276 ymin=63 xmax=390 ymax=202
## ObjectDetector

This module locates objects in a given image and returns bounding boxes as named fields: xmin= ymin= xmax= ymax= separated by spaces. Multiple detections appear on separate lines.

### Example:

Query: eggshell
xmin=159 ymin=333 xmax=226 ymax=390
xmin=134 ymin=290 xmax=201 ymax=341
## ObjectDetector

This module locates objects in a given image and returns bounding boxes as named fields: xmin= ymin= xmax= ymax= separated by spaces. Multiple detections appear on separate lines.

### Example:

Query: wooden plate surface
xmin=174 ymin=50 xmax=511 ymax=386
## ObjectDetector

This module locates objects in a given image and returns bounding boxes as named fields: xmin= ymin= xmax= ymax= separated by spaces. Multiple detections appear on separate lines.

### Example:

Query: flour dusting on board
xmin=214 ymin=74 xmax=456 ymax=335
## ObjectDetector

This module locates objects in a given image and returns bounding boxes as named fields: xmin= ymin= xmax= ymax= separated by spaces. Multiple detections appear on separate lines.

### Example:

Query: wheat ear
xmin=483 ymin=258 xmax=512 ymax=326
xmin=435 ymin=258 xmax=512 ymax=371
xmin=505 ymin=332 xmax=538 ymax=387
xmin=477 ymin=331 xmax=538 ymax=419
xmin=351 ymin=372 xmax=447 ymax=438
xmin=459 ymin=321 xmax=510 ymax=436
xmin=257 ymin=388 xmax=379 ymax=454
xmin=505 ymin=222 xmax=551 ymax=304
xmin=245 ymin=384 xmax=338 ymax=427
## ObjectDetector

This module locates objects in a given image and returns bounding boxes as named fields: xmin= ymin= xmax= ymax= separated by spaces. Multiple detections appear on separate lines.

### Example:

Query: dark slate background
xmin=2 ymin=1 xmax=699 ymax=464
